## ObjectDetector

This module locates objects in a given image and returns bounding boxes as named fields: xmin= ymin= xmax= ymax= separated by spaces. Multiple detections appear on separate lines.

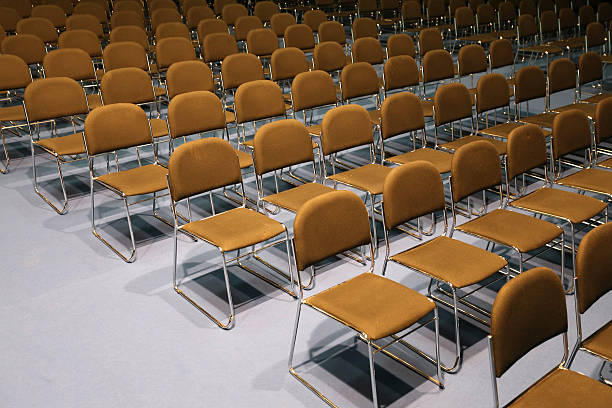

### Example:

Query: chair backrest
xmin=559 ymin=7 xmax=577 ymax=30
xmin=0 ymin=0 xmax=32 ymax=18
xmin=320 ymin=104 xmax=374 ymax=156
xmin=575 ymin=222 xmax=612 ymax=314
xmin=455 ymin=6 xmax=476 ymax=30
xmin=313 ymin=41 xmax=347 ymax=72
xmin=423 ymin=49 xmax=455 ymax=84
xmin=458 ymin=44 xmax=487 ymax=76
xmin=270 ymin=12 xmax=296 ymax=37
xmin=383 ymin=161 xmax=445 ymax=229
xmin=254 ymin=1 xmax=279 ymax=23
xmin=16 ymin=17 xmax=58 ymax=44
xmin=156 ymin=22 xmax=191 ymax=40
xmin=476 ymin=73 xmax=510 ymax=114
xmin=0 ymin=54 xmax=32 ymax=91
xmin=598 ymin=2 xmax=612 ymax=23
xmin=284 ymin=23 xmax=315 ymax=50
xmin=156 ymin=37 xmax=196 ymax=71
xmin=426 ymin=0 xmax=447 ymax=19
xmin=43 ymin=48 xmax=95 ymax=81
xmin=66 ymin=14 xmax=104 ymax=38
xmin=187 ymin=5 xmax=215 ymax=29
xmin=579 ymin=51 xmax=602 ymax=85
xmin=110 ymin=25 xmax=149 ymax=49
xmin=387 ymin=33 xmax=415 ymax=58
xmin=183 ymin=0 xmax=207 ymax=16
xmin=579 ymin=4 xmax=596 ymax=27
xmin=221 ymin=52 xmax=265 ymax=90
xmin=24 ymin=77 xmax=88 ymax=122
xmin=84 ymin=103 xmax=153 ymax=156
xmin=222 ymin=3 xmax=247 ymax=25
xmin=419 ymin=27 xmax=444 ymax=56
xmin=490 ymin=267 xmax=567 ymax=377
xmin=450 ymin=0 xmax=467 ymax=17
xmin=489 ymin=38 xmax=514 ymax=69
xmin=548 ymin=57 xmax=576 ymax=94
xmin=270 ymin=47 xmax=309 ymax=81
xmin=596 ymin=98 xmax=612 ymax=145
xmin=303 ymin=9 xmax=327 ymax=32
xmin=498 ymin=1 xmax=516 ymax=22
xmin=402 ymin=1 xmax=422 ymax=22
xmin=359 ymin=0 xmax=378 ymax=13
xmin=291 ymin=70 xmax=337 ymax=112
xmin=197 ymin=18 xmax=229 ymax=44
xmin=42 ymin=0 xmax=72 ymax=14
xmin=111 ymin=10 xmax=145 ymax=29
xmin=318 ymin=21 xmax=346 ymax=45
xmin=103 ymin=41 xmax=149 ymax=71
xmin=1 ymin=34 xmax=46 ymax=65
xmin=586 ymin=21 xmax=606 ymax=48
xmin=100 ymin=67 xmax=155 ymax=105
xmin=293 ymin=190 xmax=372 ymax=271
xmin=234 ymin=15 xmax=263 ymax=41
xmin=115 ymin=0 xmax=144 ymax=15
xmin=151 ymin=8 xmax=182 ymax=31
xmin=352 ymin=37 xmax=385 ymax=65
xmin=168 ymin=90 xmax=226 ymax=139
xmin=150 ymin=0 xmax=177 ymax=12
xmin=383 ymin=55 xmax=420 ymax=91
xmin=32 ymin=4 xmax=66 ymax=28
xmin=518 ymin=13 xmax=538 ymax=37
xmin=73 ymin=2 xmax=108 ymax=24
xmin=381 ymin=91 xmax=424 ymax=140
xmin=203 ymin=32 xmax=238 ymax=63
xmin=253 ymin=119 xmax=314 ymax=175
xmin=538 ymin=0 xmax=555 ymax=14
xmin=58 ymin=30 xmax=102 ymax=58
xmin=519 ymin=0 xmax=537 ymax=16
xmin=166 ymin=60 xmax=215 ymax=98
xmin=552 ymin=109 xmax=591 ymax=159
xmin=515 ymin=65 xmax=546 ymax=103
xmin=506 ymin=124 xmax=547 ymax=181
xmin=247 ymin=28 xmax=278 ymax=57
xmin=0 ymin=7 xmax=20 ymax=31
xmin=214 ymin=0 xmax=236 ymax=15
xmin=340 ymin=61 xmax=380 ymax=101
xmin=540 ymin=10 xmax=557 ymax=34
xmin=451 ymin=140 xmax=501 ymax=202
xmin=234 ymin=79 xmax=285 ymax=124
xmin=352 ymin=17 xmax=378 ymax=39
xmin=476 ymin=3 xmax=496 ymax=26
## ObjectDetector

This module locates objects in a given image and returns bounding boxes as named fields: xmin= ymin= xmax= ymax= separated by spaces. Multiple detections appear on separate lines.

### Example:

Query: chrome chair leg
xmin=32 ymin=144 xmax=69 ymax=215
xmin=598 ymin=361 xmax=612 ymax=386
xmin=0 ymin=129 xmax=9 ymax=174
xmin=367 ymin=340 xmax=378 ymax=408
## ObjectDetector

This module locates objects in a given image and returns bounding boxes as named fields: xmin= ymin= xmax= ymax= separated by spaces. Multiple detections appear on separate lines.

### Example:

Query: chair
xmin=270 ymin=47 xmax=310 ymax=85
xmin=450 ymin=140 xmax=564 ymax=275
xmin=220 ymin=52 xmax=265 ymax=109
xmin=418 ymin=27 xmax=445 ymax=63
xmin=110 ymin=10 xmax=145 ymax=30
xmin=487 ymin=267 xmax=612 ymax=407
xmin=202 ymin=32 xmax=239 ymax=68
xmin=381 ymin=161 xmax=508 ymax=373
xmin=518 ymin=0 xmax=537 ymax=16
xmin=313 ymin=41 xmax=350 ymax=74
xmin=168 ymin=137 xmax=291 ymax=328
xmin=103 ymin=41 xmax=152 ymax=73
xmin=284 ymin=24 xmax=315 ymax=53
xmin=318 ymin=21 xmax=347 ymax=46
xmin=598 ymin=2 xmax=612 ymax=26
xmin=58 ymin=31 xmax=102 ymax=62
xmin=579 ymin=4 xmax=596 ymax=33
xmin=155 ymin=22 xmax=191 ymax=41
xmin=382 ymin=55 xmax=431 ymax=115
xmin=567 ymin=221 xmax=612 ymax=386
xmin=586 ymin=21 xmax=607 ymax=52
xmin=156 ymin=37 xmax=197 ymax=75
xmin=16 ymin=17 xmax=59 ymax=46
xmin=401 ymin=0 xmax=423 ymax=33
xmin=497 ymin=1 xmax=518 ymax=39
xmin=422 ymin=50 xmax=458 ymax=102
xmin=270 ymin=12 xmax=296 ymax=39
xmin=489 ymin=38 xmax=516 ymax=83
xmin=186 ymin=5 xmax=215 ymax=31
xmin=578 ymin=52 xmax=608 ymax=102
xmin=516 ymin=14 xmax=563 ymax=66
xmin=253 ymin=1 xmax=279 ymax=24
xmin=0 ymin=55 xmax=32 ymax=174
xmin=109 ymin=25 xmax=152 ymax=53
xmin=115 ymin=1 xmax=144 ymax=15
xmin=234 ymin=15 xmax=264 ymax=46
xmin=0 ymin=0 xmax=32 ymax=18
xmin=83 ymin=103 xmax=169 ymax=262
xmin=150 ymin=0 xmax=177 ymax=12
xmin=31 ymin=4 xmax=66 ymax=29
xmin=151 ymin=8 xmax=182 ymax=32
xmin=66 ymin=14 xmax=105 ymax=40
xmin=303 ymin=9 xmax=327 ymax=34
xmin=197 ymin=18 xmax=229 ymax=46
xmin=23 ymin=77 xmax=90 ymax=214
xmin=166 ymin=60 xmax=214 ymax=99
xmin=288 ymin=190 xmax=443 ymax=408
xmin=351 ymin=37 xmax=385 ymax=65
xmin=387 ymin=33 xmax=416 ymax=58
xmin=1 ymin=34 xmax=47 ymax=70
xmin=73 ymin=2 xmax=108 ymax=25
xmin=505 ymin=124 xmax=607 ymax=289
xmin=214 ymin=0 xmax=236 ymax=16
xmin=182 ymin=0 xmax=206 ymax=16
xmin=340 ymin=62 xmax=382 ymax=126
xmin=290 ymin=69 xmax=338 ymax=140
xmin=246 ymin=28 xmax=279 ymax=60
xmin=221 ymin=3 xmax=247 ymax=27
xmin=514 ymin=65 xmax=554 ymax=124
xmin=425 ymin=0 xmax=452 ymax=30
xmin=380 ymin=92 xmax=452 ymax=172
xmin=0 ymin=6 xmax=20 ymax=32
xmin=352 ymin=17 xmax=378 ymax=40
xmin=594 ymin=98 xmax=612 ymax=169
xmin=457 ymin=43 xmax=487 ymax=92
xmin=42 ymin=0 xmax=72 ymax=15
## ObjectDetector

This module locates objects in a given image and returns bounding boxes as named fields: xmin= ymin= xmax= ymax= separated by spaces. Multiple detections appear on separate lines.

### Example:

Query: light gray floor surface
xmin=2 ymin=64 xmax=612 ymax=408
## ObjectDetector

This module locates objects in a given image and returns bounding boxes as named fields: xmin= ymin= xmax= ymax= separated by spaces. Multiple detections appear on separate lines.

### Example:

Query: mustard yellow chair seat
xmin=420 ymin=99 xmax=434 ymax=117
xmin=582 ymin=320 xmax=612 ymax=362
xmin=305 ymin=273 xmax=435 ymax=340
xmin=263 ymin=182 xmax=334 ymax=213
xmin=390 ymin=236 xmax=508 ymax=288
xmin=95 ymin=164 xmax=168 ymax=196
xmin=388 ymin=148 xmax=453 ymax=174
xmin=557 ymin=168 xmax=612 ymax=195
xmin=582 ymin=93 xmax=611 ymax=103
xmin=440 ymin=135 xmax=507 ymax=155
xmin=180 ymin=207 xmax=286 ymax=252
xmin=553 ymin=103 xmax=596 ymax=118
xmin=519 ymin=112 xmax=558 ymax=128
xmin=598 ymin=157 xmax=612 ymax=169
xmin=150 ymin=118 xmax=169 ymax=138
xmin=35 ymin=132 xmax=86 ymax=156
xmin=479 ymin=122 xmax=552 ymax=139
xmin=520 ymin=44 xmax=564 ymax=54
xmin=86 ymin=94 xmax=103 ymax=109
xmin=0 ymin=105 xmax=26 ymax=122
xmin=328 ymin=163 xmax=392 ymax=195
xmin=306 ymin=123 xmax=321 ymax=136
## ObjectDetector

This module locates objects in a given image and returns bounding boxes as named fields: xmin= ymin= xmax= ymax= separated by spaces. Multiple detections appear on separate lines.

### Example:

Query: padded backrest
xmin=352 ymin=37 xmax=385 ymax=65
xmin=313 ymin=41 xmax=347 ymax=72
xmin=320 ymin=104 xmax=374 ymax=155
xmin=579 ymin=51 xmax=602 ymax=85
xmin=66 ymin=14 xmax=104 ymax=38
xmin=103 ymin=41 xmax=148 ymax=71
xmin=318 ymin=21 xmax=346 ymax=44
xmin=548 ymin=58 xmax=576 ymax=94
xmin=270 ymin=13 xmax=296 ymax=37
xmin=156 ymin=37 xmax=196 ymax=70
xmin=595 ymin=97 xmax=612 ymax=145
xmin=303 ymin=9 xmax=327 ymax=31
xmin=515 ymin=65 xmax=546 ymax=103
xmin=434 ymin=82 xmax=472 ymax=126
xmin=489 ymin=38 xmax=514 ymax=69
xmin=270 ymin=47 xmax=309 ymax=81
xmin=197 ymin=18 xmax=229 ymax=44
xmin=506 ymin=124 xmax=547 ymax=180
xmin=552 ymin=109 xmax=591 ymax=159
xmin=423 ymin=49 xmax=455 ymax=83
xmin=1 ymin=34 xmax=46 ymax=65
xmin=387 ymin=33 xmax=416 ymax=58
xmin=451 ymin=140 xmax=501 ymax=202
xmin=476 ymin=73 xmax=510 ymax=113
xmin=32 ymin=4 xmax=66 ymax=28
xmin=586 ymin=21 xmax=606 ymax=47
xmin=59 ymin=29 xmax=102 ymax=57
xmin=156 ymin=22 xmax=191 ymax=40
xmin=234 ymin=79 xmax=285 ymax=123
xmin=340 ymin=61 xmax=380 ymax=100
xmin=253 ymin=1 xmax=279 ymax=23
xmin=381 ymin=92 xmax=424 ymax=139
xmin=576 ymin=222 xmax=612 ymax=314
xmin=24 ymin=77 xmax=88 ymax=122
xmin=384 ymin=55 xmax=420 ymax=91
xmin=284 ymin=23 xmax=315 ymax=50
xmin=253 ymin=119 xmax=314 ymax=174
xmin=17 ymin=17 xmax=58 ymax=44
xmin=186 ymin=6 xmax=215 ymax=29
xmin=234 ymin=15 xmax=263 ymax=41
xmin=203 ymin=32 xmax=238 ymax=63
xmin=110 ymin=25 xmax=149 ymax=49
xmin=166 ymin=60 xmax=214 ymax=98
xmin=151 ymin=8 xmax=182 ymax=30
xmin=221 ymin=3 xmax=248 ymax=25
xmin=168 ymin=90 xmax=225 ymax=138
xmin=352 ymin=17 xmax=377 ymax=39
xmin=291 ymin=70 xmax=337 ymax=112
xmin=0 ymin=54 xmax=32 ymax=91
xmin=221 ymin=52 xmax=264 ymax=90
xmin=100 ymin=67 xmax=154 ymax=105
xmin=419 ymin=27 xmax=444 ymax=56
xmin=246 ymin=28 xmax=278 ymax=57
xmin=43 ymin=48 xmax=95 ymax=81
xmin=0 ymin=7 xmax=20 ymax=31
xmin=458 ymin=44 xmax=487 ymax=76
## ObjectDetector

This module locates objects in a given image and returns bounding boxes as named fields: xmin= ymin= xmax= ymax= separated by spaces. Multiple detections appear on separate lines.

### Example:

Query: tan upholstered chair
xmin=110 ymin=10 xmax=145 ymax=30
xmin=151 ymin=8 xmax=182 ymax=32
xmin=577 ymin=52 xmax=608 ymax=102
xmin=73 ymin=2 xmax=108 ymax=26
xmin=186 ymin=5 xmax=215 ymax=32
xmin=32 ymin=4 xmax=66 ymax=29
xmin=59 ymin=29 xmax=103 ymax=59
xmin=290 ymin=70 xmax=338 ymax=139
xmin=166 ymin=60 xmax=215 ymax=99
xmin=110 ymin=25 xmax=152 ymax=53
xmin=382 ymin=161 xmax=508 ymax=373
xmin=155 ymin=22 xmax=191 ymax=41
xmin=246 ymin=28 xmax=279 ymax=60
xmin=270 ymin=13 xmax=296 ymax=40
xmin=168 ymin=137 xmax=292 ymax=328
xmin=284 ymin=24 xmax=315 ymax=53
xmin=220 ymin=52 xmax=265 ymax=112
xmin=487 ymin=267 xmax=612 ymax=407
xmin=303 ymin=9 xmax=327 ymax=34
xmin=340 ymin=62 xmax=382 ymax=126
xmin=202 ymin=32 xmax=239 ymax=67
xmin=516 ymin=14 xmax=563 ymax=66
xmin=594 ymin=98 xmax=612 ymax=169
xmin=513 ymin=65 xmax=554 ymax=124
xmin=352 ymin=17 xmax=378 ymax=40
xmin=351 ymin=37 xmax=385 ymax=65
xmin=0 ymin=7 xmax=20 ymax=32
xmin=24 ymin=77 xmax=90 ymax=214
xmin=253 ymin=1 xmax=279 ymax=24
xmin=387 ymin=33 xmax=416 ymax=58
xmin=313 ymin=41 xmax=350 ymax=75
xmin=318 ymin=21 xmax=346 ymax=46
xmin=17 ymin=17 xmax=58 ymax=46
xmin=234 ymin=15 xmax=263 ymax=45
xmin=289 ymin=190 xmax=443 ymax=407
xmin=155 ymin=37 xmax=197 ymax=75
xmin=221 ymin=3 xmax=248 ymax=27
xmin=197 ymin=17 xmax=229 ymax=47
xmin=1 ymin=34 xmax=47 ymax=70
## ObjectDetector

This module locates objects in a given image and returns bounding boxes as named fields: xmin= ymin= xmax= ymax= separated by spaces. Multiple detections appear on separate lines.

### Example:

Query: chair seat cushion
xmin=150 ymin=118 xmax=169 ymax=138
xmin=368 ymin=109 xmax=381 ymax=125
xmin=553 ymin=103 xmax=596 ymax=118
xmin=557 ymin=168 xmax=612 ymax=196
xmin=95 ymin=164 xmax=168 ymax=196
xmin=461 ymin=33 xmax=498 ymax=43
xmin=86 ymin=94 xmax=103 ymax=109
xmin=519 ymin=112 xmax=558 ymax=128
xmin=307 ymin=123 xmax=321 ymax=136
xmin=0 ymin=105 xmax=26 ymax=122
xmin=34 ymin=132 xmax=86 ymax=156
xmin=581 ymin=93 xmax=611 ymax=103
xmin=521 ymin=44 xmax=563 ymax=54
xmin=456 ymin=208 xmax=562 ymax=252
xmin=498 ymin=29 xmax=517 ymax=39
xmin=390 ymin=236 xmax=507 ymax=288
xmin=180 ymin=207 xmax=285 ymax=252
xmin=510 ymin=187 xmax=607 ymax=224
xmin=508 ymin=367 xmax=612 ymax=407
xmin=263 ymin=182 xmax=335 ymax=213
xmin=235 ymin=148 xmax=253 ymax=169
xmin=305 ymin=273 xmax=435 ymax=340
xmin=582 ymin=319 xmax=612 ymax=361
xmin=440 ymin=135 xmax=507 ymax=155
xmin=328 ymin=163 xmax=393 ymax=195
xmin=479 ymin=122 xmax=525 ymax=139
xmin=388 ymin=147 xmax=453 ymax=174
xmin=225 ymin=109 xmax=236 ymax=123
xmin=598 ymin=157 xmax=612 ymax=169
xmin=421 ymin=99 xmax=434 ymax=117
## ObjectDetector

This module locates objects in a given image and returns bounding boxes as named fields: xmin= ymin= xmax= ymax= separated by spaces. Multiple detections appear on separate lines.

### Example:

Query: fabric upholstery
xmin=253 ymin=119 xmax=313 ymax=174
xmin=552 ymin=110 xmax=591 ymax=159
xmin=270 ymin=47 xmax=309 ymax=81
xmin=442 ymin=135 xmax=507 ymax=155
xmin=423 ymin=49 xmax=455 ymax=83
xmin=24 ymin=77 xmax=88 ymax=122
xmin=0 ymin=55 xmax=32 ymax=91
xmin=246 ymin=28 xmax=278 ymax=56
xmin=156 ymin=37 xmax=196 ymax=71
xmin=1 ymin=34 xmax=46 ymax=65
xmin=270 ymin=13 xmax=296 ymax=37
xmin=451 ymin=140 xmax=502 ymax=202
xmin=515 ymin=66 xmax=546 ymax=103
xmin=458 ymin=44 xmax=487 ymax=76
xmin=579 ymin=52 xmax=602 ymax=85
xmin=166 ymin=61 xmax=214 ymax=99
xmin=576 ymin=222 xmax=612 ymax=313
xmin=329 ymin=164 xmax=392 ymax=195
xmin=43 ymin=48 xmax=96 ymax=81
xmin=383 ymin=55 xmax=420 ymax=91
xmin=203 ymin=32 xmax=238 ymax=63
xmin=388 ymin=148 xmax=452 ymax=174
xmin=387 ymin=33 xmax=415 ymax=58
xmin=434 ymin=83 xmax=472 ymax=126
xmin=419 ymin=27 xmax=443 ymax=56
xmin=511 ymin=188 xmax=606 ymax=224
xmin=34 ymin=132 xmax=85 ymax=156
xmin=234 ymin=15 xmax=263 ymax=41
xmin=17 ymin=17 xmax=58 ymax=44
xmin=318 ymin=21 xmax=346 ymax=45
xmin=284 ymin=24 xmax=315 ymax=50
xmin=476 ymin=73 xmax=509 ymax=113
xmin=582 ymin=320 xmax=612 ymax=361
xmin=506 ymin=124 xmax=546 ymax=180
xmin=109 ymin=25 xmax=149 ymax=50
xmin=352 ymin=17 xmax=377 ymax=40
xmin=549 ymin=58 xmax=577 ymax=94
xmin=313 ymin=41 xmax=347 ymax=72
xmin=489 ymin=38 xmax=514 ymax=69
xmin=557 ymin=168 xmax=612 ymax=194
xmin=168 ymin=91 xmax=225 ymax=138
xmin=263 ymin=182 xmax=335 ymax=213
xmin=155 ymin=22 xmax=191 ymax=41
xmin=101 ymin=67 xmax=155 ymax=105
xmin=340 ymin=62 xmax=380 ymax=100
xmin=221 ymin=53 xmax=264 ymax=90
xmin=0 ymin=105 xmax=26 ymax=122
xmin=595 ymin=97 xmax=612 ymax=144
xmin=234 ymin=80 xmax=285 ymax=123
xmin=352 ymin=37 xmax=384 ymax=65
xmin=381 ymin=92 xmax=424 ymax=139
xmin=291 ymin=70 xmax=336 ymax=112
xmin=58 ymin=30 xmax=102 ymax=58
xmin=321 ymin=104 xmax=373 ymax=155
xmin=96 ymin=164 xmax=168 ymax=196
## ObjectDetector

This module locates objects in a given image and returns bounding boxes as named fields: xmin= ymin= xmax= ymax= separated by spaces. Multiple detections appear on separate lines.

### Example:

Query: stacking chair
xmin=400 ymin=0 xmax=424 ymax=33
xmin=505 ymin=124 xmax=607 ymax=289
xmin=83 ymin=103 xmax=169 ymax=262
xmin=450 ymin=140 xmax=564 ymax=275
xmin=340 ymin=62 xmax=382 ymax=126
xmin=594 ymin=98 xmax=612 ymax=169
xmin=598 ymin=2 xmax=612 ymax=26
xmin=424 ymin=0 xmax=452 ymax=31
xmin=155 ymin=37 xmax=197 ymax=76
xmin=109 ymin=26 xmax=152 ymax=53
xmin=578 ymin=52 xmax=609 ymax=102
xmin=214 ymin=0 xmax=236 ymax=16
xmin=270 ymin=12 xmax=296 ymax=40
xmin=202 ymin=32 xmax=239 ymax=69
xmin=352 ymin=17 xmax=378 ymax=40
xmin=221 ymin=3 xmax=248 ymax=28
xmin=115 ymin=0 xmax=144 ymax=16
xmin=489 ymin=38 xmax=516 ymax=87
xmin=462 ymin=3 xmax=498 ymax=43
xmin=66 ymin=14 xmax=105 ymax=40
xmin=102 ymin=41 xmax=162 ymax=94
xmin=234 ymin=16 xmax=264 ymax=48
xmin=313 ymin=41 xmax=350 ymax=75
xmin=290 ymin=70 xmax=338 ymax=140
xmin=518 ymin=0 xmax=537 ymax=17
xmin=166 ymin=60 xmax=215 ymax=99
xmin=318 ymin=21 xmax=347 ymax=47
xmin=43 ymin=48 xmax=102 ymax=109
xmin=497 ymin=1 xmax=518 ymax=39
xmin=32 ymin=4 xmax=66 ymax=30
xmin=246 ymin=28 xmax=279 ymax=64
xmin=585 ymin=21 xmax=607 ymax=53
xmin=351 ymin=36 xmax=385 ymax=66
xmin=514 ymin=65 xmax=555 ymax=124
xmin=457 ymin=44 xmax=487 ymax=94
xmin=270 ymin=46 xmax=310 ymax=85
xmin=220 ymin=53 xmax=265 ymax=114
xmin=150 ymin=8 xmax=182 ymax=32
xmin=0 ymin=0 xmax=31 ymax=19
xmin=110 ymin=11 xmax=145 ymax=30
xmin=422 ymin=49 xmax=459 ymax=103
xmin=155 ymin=22 xmax=191 ymax=41
xmin=1 ymin=34 xmax=47 ymax=75
xmin=418 ymin=27 xmax=446 ymax=64
xmin=567 ymin=222 xmax=612 ymax=386
xmin=289 ymin=190 xmax=444 ymax=408
xmin=578 ymin=4 xmax=597 ymax=34
xmin=42 ymin=0 xmax=72 ymax=15
xmin=150 ymin=0 xmax=178 ymax=12
xmin=253 ymin=119 xmax=333 ymax=215
xmin=452 ymin=6 xmax=479 ymax=51
xmin=16 ymin=17 xmax=59 ymax=47
xmin=320 ymin=104 xmax=392 ymax=248
xmin=381 ymin=161 xmax=508 ymax=373
xmin=168 ymin=137 xmax=292 ymax=328
xmin=516 ymin=14 xmax=564 ymax=66
xmin=0 ymin=55 xmax=32 ymax=174
xmin=24 ymin=77 xmax=90 ymax=214
xmin=73 ymin=2 xmax=108 ymax=27
xmin=186 ymin=5 xmax=215 ymax=33
xmin=0 ymin=6 xmax=20 ymax=33
xmin=380 ymin=92 xmax=452 ymax=173
xmin=381 ymin=55 xmax=423 ymax=99
xmin=386 ymin=33 xmax=416 ymax=58
xmin=487 ymin=267 xmax=612 ymax=407
xmin=253 ymin=1 xmax=279 ymax=24
xmin=284 ymin=24 xmax=316 ymax=54
xmin=183 ymin=0 xmax=207 ymax=16
xmin=197 ymin=18 xmax=230 ymax=47
xmin=303 ymin=9 xmax=327 ymax=35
